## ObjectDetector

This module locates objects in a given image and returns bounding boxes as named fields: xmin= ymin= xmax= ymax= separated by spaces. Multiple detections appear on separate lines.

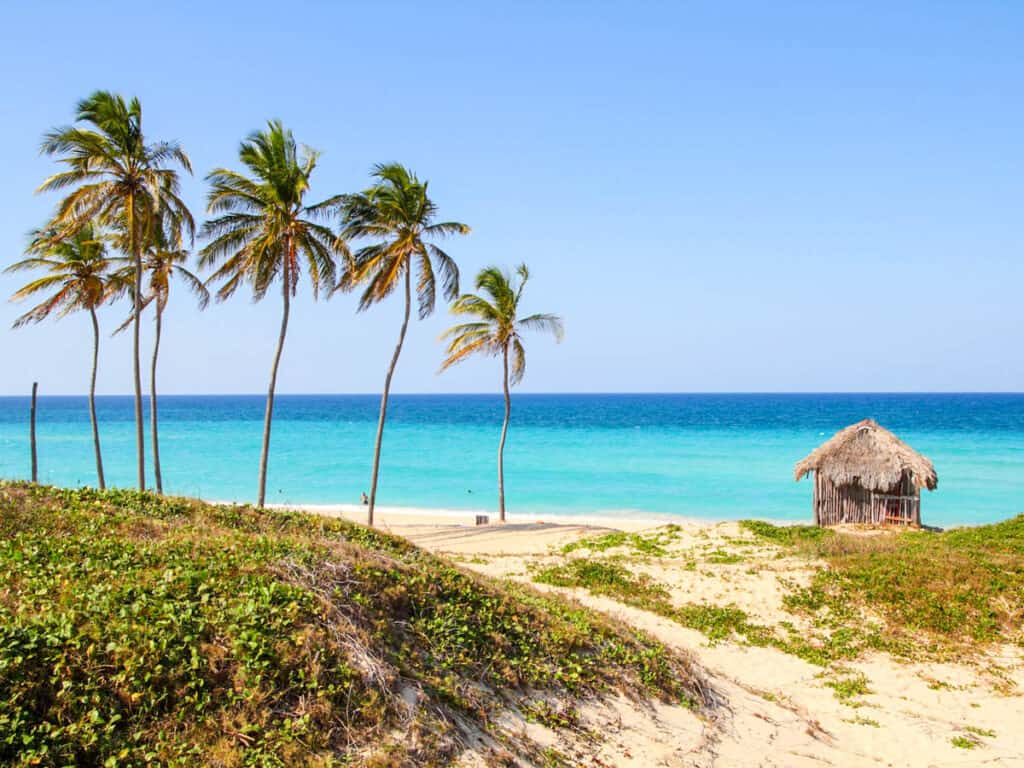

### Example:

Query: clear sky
xmin=1 ymin=1 xmax=1021 ymax=395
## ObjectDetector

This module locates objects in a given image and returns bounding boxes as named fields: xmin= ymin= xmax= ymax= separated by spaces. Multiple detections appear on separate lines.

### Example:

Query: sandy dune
xmin=304 ymin=506 xmax=1024 ymax=767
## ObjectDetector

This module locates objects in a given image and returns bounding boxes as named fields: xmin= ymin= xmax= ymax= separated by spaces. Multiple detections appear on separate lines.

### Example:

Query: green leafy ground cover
xmin=533 ymin=516 xmax=1023 ymax=670
xmin=0 ymin=483 xmax=710 ymax=767
xmin=531 ymin=558 xmax=863 ymax=665
xmin=560 ymin=526 xmax=682 ymax=558
xmin=741 ymin=519 xmax=1024 ymax=653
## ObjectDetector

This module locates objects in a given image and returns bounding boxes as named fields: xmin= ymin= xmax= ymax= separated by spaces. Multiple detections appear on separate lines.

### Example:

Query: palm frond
xmin=510 ymin=338 xmax=527 ymax=385
xmin=518 ymin=313 xmax=565 ymax=342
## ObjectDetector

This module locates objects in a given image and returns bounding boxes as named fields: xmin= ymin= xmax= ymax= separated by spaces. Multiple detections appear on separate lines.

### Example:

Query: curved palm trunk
xmin=367 ymin=267 xmax=412 ymax=527
xmin=150 ymin=302 xmax=163 ymax=494
xmin=257 ymin=257 xmax=290 ymax=508
xmin=129 ymin=193 xmax=146 ymax=491
xmin=89 ymin=308 xmax=106 ymax=490
xmin=497 ymin=345 xmax=511 ymax=522
xmin=30 ymin=382 xmax=38 ymax=483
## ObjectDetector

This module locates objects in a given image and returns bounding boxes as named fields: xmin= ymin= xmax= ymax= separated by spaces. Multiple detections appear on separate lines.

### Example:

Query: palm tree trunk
xmin=129 ymin=192 xmax=145 ymax=491
xmin=30 ymin=381 xmax=38 ymax=484
xmin=497 ymin=344 xmax=511 ymax=523
xmin=367 ymin=266 xmax=412 ymax=527
xmin=150 ymin=302 xmax=163 ymax=494
xmin=89 ymin=308 xmax=106 ymax=490
xmin=257 ymin=256 xmax=290 ymax=508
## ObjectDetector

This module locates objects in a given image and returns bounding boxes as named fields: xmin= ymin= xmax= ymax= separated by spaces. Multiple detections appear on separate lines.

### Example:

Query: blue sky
xmin=1 ymin=1 xmax=1021 ymax=395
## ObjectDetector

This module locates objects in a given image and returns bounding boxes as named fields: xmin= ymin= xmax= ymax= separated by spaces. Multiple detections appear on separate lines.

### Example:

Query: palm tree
xmin=114 ymin=216 xmax=209 ymax=494
xmin=37 ymin=91 xmax=193 ymax=491
xmin=5 ymin=224 xmax=124 ymax=489
xmin=439 ymin=264 xmax=563 ymax=522
xmin=338 ymin=163 xmax=469 ymax=526
xmin=199 ymin=120 xmax=341 ymax=508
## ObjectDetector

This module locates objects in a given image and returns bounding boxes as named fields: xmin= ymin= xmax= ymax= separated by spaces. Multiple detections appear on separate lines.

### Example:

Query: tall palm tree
xmin=439 ymin=264 xmax=563 ymax=522
xmin=338 ymin=163 xmax=469 ymax=526
xmin=5 ymin=224 xmax=124 ymax=489
xmin=37 ymin=90 xmax=193 ymax=491
xmin=114 ymin=217 xmax=209 ymax=494
xmin=199 ymin=120 xmax=341 ymax=508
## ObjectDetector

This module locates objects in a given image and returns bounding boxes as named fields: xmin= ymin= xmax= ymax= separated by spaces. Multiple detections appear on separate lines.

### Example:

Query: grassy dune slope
xmin=741 ymin=518 xmax=1024 ymax=654
xmin=0 ymin=483 xmax=711 ymax=767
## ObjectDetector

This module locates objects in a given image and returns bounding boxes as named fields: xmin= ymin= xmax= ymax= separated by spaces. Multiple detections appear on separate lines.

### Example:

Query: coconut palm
xmin=439 ymin=264 xmax=563 ymax=522
xmin=5 ymin=224 xmax=124 ymax=489
xmin=338 ymin=163 xmax=469 ymax=526
xmin=199 ymin=120 xmax=341 ymax=508
xmin=37 ymin=90 xmax=193 ymax=491
xmin=114 ymin=216 xmax=208 ymax=494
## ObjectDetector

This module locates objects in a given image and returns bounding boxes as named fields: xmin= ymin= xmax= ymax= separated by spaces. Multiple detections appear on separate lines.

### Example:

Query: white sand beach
xmin=296 ymin=504 xmax=1024 ymax=767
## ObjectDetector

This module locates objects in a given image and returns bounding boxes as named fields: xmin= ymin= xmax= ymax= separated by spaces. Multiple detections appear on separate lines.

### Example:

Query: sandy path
xmin=381 ymin=518 xmax=1024 ymax=767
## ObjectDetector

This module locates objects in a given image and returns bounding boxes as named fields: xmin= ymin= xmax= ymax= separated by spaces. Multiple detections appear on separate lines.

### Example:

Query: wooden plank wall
xmin=812 ymin=472 xmax=920 ymax=526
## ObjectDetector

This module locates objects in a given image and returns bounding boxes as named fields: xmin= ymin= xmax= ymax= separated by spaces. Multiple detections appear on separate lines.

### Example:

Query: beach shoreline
xmin=263 ymin=500 xmax=728 ymax=531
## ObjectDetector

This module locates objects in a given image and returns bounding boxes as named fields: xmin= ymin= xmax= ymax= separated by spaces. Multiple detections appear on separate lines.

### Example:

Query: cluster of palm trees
xmin=7 ymin=90 xmax=563 ymax=525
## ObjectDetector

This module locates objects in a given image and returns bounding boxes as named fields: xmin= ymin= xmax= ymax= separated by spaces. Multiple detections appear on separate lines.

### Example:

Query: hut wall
xmin=813 ymin=472 xmax=920 ymax=526
xmin=814 ymin=474 xmax=872 ymax=525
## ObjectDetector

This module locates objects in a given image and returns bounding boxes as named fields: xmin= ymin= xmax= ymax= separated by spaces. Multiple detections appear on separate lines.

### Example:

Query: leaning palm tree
xmin=439 ymin=264 xmax=563 ymax=522
xmin=338 ymin=163 xmax=469 ymax=526
xmin=114 ymin=215 xmax=209 ymax=494
xmin=199 ymin=120 xmax=341 ymax=508
xmin=37 ymin=91 xmax=193 ymax=491
xmin=5 ymin=224 xmax=124 ymax=489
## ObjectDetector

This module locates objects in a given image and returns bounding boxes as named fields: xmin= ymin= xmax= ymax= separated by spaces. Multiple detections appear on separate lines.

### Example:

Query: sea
xmin=0 ymin=393 xmax=1021 ymax=527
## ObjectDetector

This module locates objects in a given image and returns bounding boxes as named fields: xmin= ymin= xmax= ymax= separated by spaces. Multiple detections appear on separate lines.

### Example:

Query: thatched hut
xmin=795 ymin=419 xmax=937 ymax=526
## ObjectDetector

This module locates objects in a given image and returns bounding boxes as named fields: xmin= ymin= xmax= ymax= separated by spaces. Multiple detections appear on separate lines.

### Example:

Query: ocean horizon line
xmin=3 ymin=390 xmax=1024 ymax=399
xmin=4 ymin=393 xmax=1023 ymax=527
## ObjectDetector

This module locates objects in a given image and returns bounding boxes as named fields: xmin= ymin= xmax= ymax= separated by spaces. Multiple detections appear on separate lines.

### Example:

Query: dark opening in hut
xmin=795 ymin=419 xmax=937 ymax=527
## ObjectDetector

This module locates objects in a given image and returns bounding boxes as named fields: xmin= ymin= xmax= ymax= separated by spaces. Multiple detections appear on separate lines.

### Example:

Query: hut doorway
xmin=870 ymin=473 xmax=919 ymax=526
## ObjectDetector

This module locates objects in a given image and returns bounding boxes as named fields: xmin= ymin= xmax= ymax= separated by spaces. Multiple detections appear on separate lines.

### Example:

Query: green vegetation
xmin=963 ymin=725 xmax=996 ymax=738
xmin=739 ymin=519 xmax=829 ymax=546
xmin=534 ymin=559 xmax=669 ymax=602
xmin=533 ymin=557 xmax=884 ymax=665
xmin=14 ymin=93 xmax=548 ymax=532
xmin=951 ymin=735 xmax=979 ymax=750
xmin=34 ymin=90 xmax=194 ymax=492
xmin=844 ymin=715 xmax=880 ymax=727
xmin=439 ymin=264 xmax=563 ymax=522
xmin=199 ymin=121 xmax=343 ymax=509
xmin=112 ymin=212 xmax=209 ymax=495
xmin=4 ymin=223 xmax=124 ymax=490
xmin=534 ymin=560 xmax=774 ymax=647
xmin=522 ymin=700 xmax=579 ymax=730
xmin=824 ymin=672 xmax=871 ymax=704
xmin=705 ymin=549 xmax=744 ymax=564
xmin=561 ymin=525 xmax=683 ymax=557
xmin=0 ymin=483 xmax=708 ymax=767
xmin=339 ymin=163 xmax=470 ymax=527
xmin=742 ymin=518 xmax=1024 ymax=653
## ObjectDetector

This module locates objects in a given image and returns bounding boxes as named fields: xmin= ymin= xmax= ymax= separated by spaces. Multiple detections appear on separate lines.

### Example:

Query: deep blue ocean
xmin=1 ymin=393 xmax=1022 ymax=526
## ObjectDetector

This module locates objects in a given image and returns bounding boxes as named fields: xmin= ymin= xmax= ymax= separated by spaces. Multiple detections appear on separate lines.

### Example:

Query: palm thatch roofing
xmin=794 ymin=419 xmax=938 ymax=492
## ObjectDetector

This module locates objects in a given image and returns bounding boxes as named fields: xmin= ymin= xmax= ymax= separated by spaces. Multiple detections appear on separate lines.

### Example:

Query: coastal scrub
xmin=0 ymin=482 xmax=710 ymax=767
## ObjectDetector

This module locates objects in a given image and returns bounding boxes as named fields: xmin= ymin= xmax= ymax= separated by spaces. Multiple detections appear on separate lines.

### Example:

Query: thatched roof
xmin=794 ymin=419 xmax=937 ymax=492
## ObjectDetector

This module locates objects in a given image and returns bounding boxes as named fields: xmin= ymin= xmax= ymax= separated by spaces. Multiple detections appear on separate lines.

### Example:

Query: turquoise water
xmin=1 ymin=394 xmax=1022 ymax=526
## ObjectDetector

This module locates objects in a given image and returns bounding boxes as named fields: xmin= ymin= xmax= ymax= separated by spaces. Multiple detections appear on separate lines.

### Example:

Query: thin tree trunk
xmin=129 ymin=192 xmax=145 ymax=491
xmin=89 ymin=308 xmax=105 ymax=490
xmin=367 ymin=267 xmax=412 ymax=527
xmin=30 ymin=381 xmax=38 ymax=483
xmin=497 ymin=345 xmax=511 ymax=522
xmin=257 ymin=255 xmax=290 ymax=508
xmin=150 ymin=302 xmax=163 ymax=494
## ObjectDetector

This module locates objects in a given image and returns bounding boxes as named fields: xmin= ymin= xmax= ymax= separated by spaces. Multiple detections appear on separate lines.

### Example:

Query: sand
xmin=291 ymin=504 xmax=1024 ymax=767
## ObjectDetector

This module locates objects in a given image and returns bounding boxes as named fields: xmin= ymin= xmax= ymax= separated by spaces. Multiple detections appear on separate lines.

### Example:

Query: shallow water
xmin=1 ymin=393 xmax=1021 ymax=526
